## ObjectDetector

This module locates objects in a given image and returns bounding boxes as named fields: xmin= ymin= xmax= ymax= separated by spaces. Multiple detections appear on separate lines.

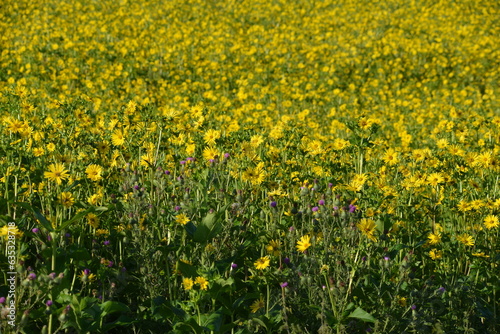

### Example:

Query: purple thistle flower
xmin=280 ymin=282 xmax=288 ymax=288
xmin=46 ymin=300 xmax=53 ymax=307
xmin=349 ymin=204 xmax=356 ymax=213
xmin=312 ymin=206 xmax=319 ymax=212
xmin=0 ymin=297 xmax=5 ymax=304
xmin=270 ymin=201 xmax=277 ymax=208
xmin=103 ymin=240 xmax=110 ymax=246
xmin=28 ymin=273 xmax=37 ymax=280
xmin=318 ymin=199 xmax=325 ymax=206
xmin=32 ymin=228 xmax=40 ymax=233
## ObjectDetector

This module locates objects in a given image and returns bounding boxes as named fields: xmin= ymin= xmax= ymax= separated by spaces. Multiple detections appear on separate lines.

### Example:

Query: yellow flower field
xmin=0 ymin=0 xmax=499 ymax=333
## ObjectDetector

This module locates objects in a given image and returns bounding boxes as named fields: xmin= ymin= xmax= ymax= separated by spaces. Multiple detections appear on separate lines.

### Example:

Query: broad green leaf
xmin=15 ymin=202 xmax=54 ymax=232
xmin=100 ymin=301 xmax=130 ymax=316
xmin=348 ymin=307 xmax=376 ymax=323
xmin=57 ymin=207 xmax=95 ymax=232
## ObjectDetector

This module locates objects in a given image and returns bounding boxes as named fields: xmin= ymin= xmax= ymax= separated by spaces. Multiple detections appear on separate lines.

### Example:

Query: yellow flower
xmin=429 ymin=249 xmax=442 ymax=260
xmin=250 ymin=296 xmax=265 ymax=313
xmin=111 ymin=129 xmax=126 ymax=146
xmin=427 ymin=233 xmax=441 ymax=245
xmin=44 ymin=163 xmax=70 ymax=185
xmin=195 ymin=276 xmax=209 ymax=290
xmin=203 ymin=129 xmax=221 ymax=145
xmin=427 ymin=173 xmax=444 ymax=187
xmin=0 ymin=226 xmax=23 ymax=239
xmin=266 ymin=239 xmax=281 ymax=256
xmin=87 ymin=213 xmax=99 ymax=229
xmin=456 ymin=233 xmax=474 ymax=246
xmin=86 ymin=164 xmax=103 ymax=181
xmin=254 ymin=256 xmax=270 ymax=270
xmin=182 ymin=277 xmax=194 ymax=290
xmin=296 ymin=235 xmax=312 ymax=252
xmin=356 ymin=219 xmax=377 ymax=242
xmin=383 ymin=148 xmax=399 ymax=166
xmin=60 ymin=192 xmax=75 ymax=208
xmin=202 ymin=146 xmax=220 ymax=161
xmin=483 ymin=215 xmax=499 ymax=229
xmin=175 ymin=214 xmax=190 ymax=225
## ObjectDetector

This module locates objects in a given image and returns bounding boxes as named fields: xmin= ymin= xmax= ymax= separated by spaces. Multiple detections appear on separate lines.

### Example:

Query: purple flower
xmin=231 ymin=263 xmax=238 ymax=269
xmin=133 ymin=185 xmax=140 ymax=190
xmin=349 ymin=204 xmax=356 ymax=213
xmin=280 ymin=282 xmax=288 ymax=288
xmin=121 ymin=267 xmax=127 ymax=272
xmin=83 ymin=269 xmax=91 ymax=276
xmin=289 ymin=226 xmax=295 ymax=232
xmin=107 ymin=261 xmax=114 ymax=268
xmin=283 ymin=257 xmax=290 ymax=265
xmin=312 ymin=206 xmax=319 ymax=212
xmin=65 ymin=233 xmax=71 ymax=238
xmin=180 ymin=160 xmax=186 ymax=165
xmin=46 ymin=300 xmax=53 ymax=307
xmin=438 ymin=287 xmax=446 ymax=293
xmin=0 ymin=297 xmax=5 ymax=304
xmin=47 ymin=234 xmax=52 ymax=242
xmin=48 ymin=272 xmax=56 ymax=279
xmin=32 ymin=228 xmax=40 ymax=233
xmin=209 ymin=159 xmax=215 ymax=163
xmin=384 ymin=256 xmax=390 ymax=261
xmin=174 ymin=206 xmax=181 ymax=211
xmin=224 ymin=153 xmax=230 ymax=159
xmin=318 ymin=199 xmax=325 ymax=206
xmin=187 ymin=157 xmax=195 ymax=162
xmin=103 ymin=240 xmax=110 ymax=246
xmin=164 ymin=170 xmax=170 ymax=175
xmin=411 ymin=304 xmax=417 ymax=310
xmin=270 ymin=201 xmax=277 ymax=208
xmin=28 ymin=273 xmax=37 ymax=280
xmin=362 ymin=256 xmax=367 ymax=261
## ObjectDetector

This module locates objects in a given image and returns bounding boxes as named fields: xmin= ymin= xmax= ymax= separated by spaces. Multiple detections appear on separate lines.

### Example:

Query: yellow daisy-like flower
xmin=195 ymin=276 xmax=209 ymax=290
xmin=250 ymin=296 xmax=265 ymax=313
xmin=44 ymin=163 xmax=69 ymax=185
xmin=383 ymin=148 xmax=399 ymax=166
xmin=111 ymin=129 xmax=125 ymax=146
xmin=86 ymin=164 xmax=103 ymax=181
xmin=175 ymin=214 xmax=190 ymax=225
xmin=254 ymin=256 xmax=270 ymax=270
xmin=0 ymin=225 xmax=23 ymax=239
xmin=203 ymin=129 xmax=221 ymax=146
xmin=429 ymin=249 xmax=442 ymax=260
xmin=456 ymin=233 xmax=474 ymax=246
xmin=296 ymin=235 xmax=312 ymax=252
xmin=182 ymin=277 xmax=194 ymax=290
xmin=427 ymin=233 xmax=441 ymax=245
xmin=483 ymin=215 xmax=499 ymax=229
xmin=202 ymin=146 xmax=220 ymax=161
xmin=356 ymin=219 xmax=377 ymax=242
xmin=266 ymin=239 xmax=281 ymax=256
xmin=87 ymin=213 xmax=99 ymax=229
xmin=60 ymin=192 xmax=75 ymax=208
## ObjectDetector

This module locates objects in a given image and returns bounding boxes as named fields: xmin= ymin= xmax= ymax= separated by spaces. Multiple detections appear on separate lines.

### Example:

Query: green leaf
xmin=100 ymin=301 xmax=130 ymax=317
xmin=348 ymin=307 xmax=376 ymax=323
xmin=177 ymin=260 xmax=198 ymax=278
xmin=184 ymin=221 xmax=196 ymax=237
xmin=15 ymin=202 xmax=54 ymax=232
xmin=57 ymin=207 xmax=95 ymax=231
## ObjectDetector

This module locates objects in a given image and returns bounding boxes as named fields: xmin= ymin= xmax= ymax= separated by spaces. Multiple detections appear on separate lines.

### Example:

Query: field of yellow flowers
xmin=1 ymin=0 xmax=499 ymax=333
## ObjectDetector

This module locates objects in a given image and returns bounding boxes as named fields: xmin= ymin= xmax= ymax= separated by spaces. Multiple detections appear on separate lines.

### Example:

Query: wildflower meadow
xmin=1 ymin=0 xmax=499 ymax=333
